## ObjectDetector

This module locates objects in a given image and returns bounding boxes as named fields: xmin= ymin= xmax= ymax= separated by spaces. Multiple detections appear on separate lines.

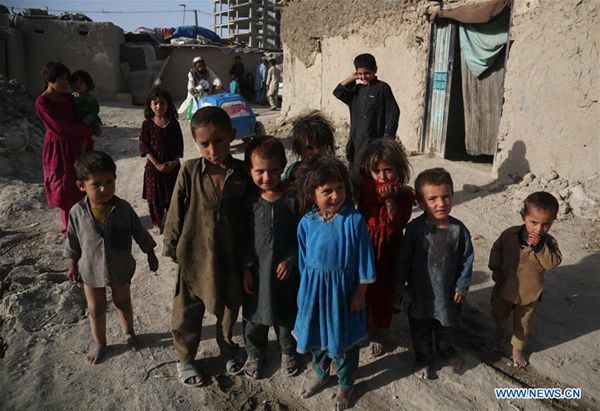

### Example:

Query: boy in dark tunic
xmin=240 ymin=136 xmax=300 ymax=379
xmin=333 ymin=53 xmax=400 ymax=183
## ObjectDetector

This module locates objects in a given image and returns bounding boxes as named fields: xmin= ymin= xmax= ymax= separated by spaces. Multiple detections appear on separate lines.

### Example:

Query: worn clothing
xmin=244 ymin=320 xmax=295 ymax=358
xmin=293 ymin=207 xmax=376 ymax=358
xmin=35 ymin=93 xmax=93 ymax=211
xmin=312 ymin=346 xmax=360 ymax=390
xmin=178 ymin=66 xmax=221 ymax=114
xmin=163 ymin=156 xmax=248 ymax=314
xmin=171 ymin=273 xmax=239 ymax=363
xmin=333 ymin=78 xmax=400 ymax=164
xmin=255 ymin=63 xmax=267 ymax=90
xmin=265 ymin=66 xmax=281 ymax=96
xmin=229 ymin=62 xmax=245 ymax=82
xmin=489 ymin=225 xmax=562 ymax=305
xmin=267 ymin=94 xmax=278 ymax=110
xmin=491 ymin=289 xmax=539 ymax=350
xmin=73 ymin=92 xmax=102 ymax=131
xmin=409 ymin=317 xmax=456 ymax=366
xmin=358 ymin=180 xmax=414 ymax=329
xmin=240 ymin=187 xmax=300 ymax=327
xmin=139 ymin=118 xmax=184 ymax=226
xmin=395 ymin=214 xmax=474 ymax=327
xmin=229 ymin=79 xmax=241 ymax=95
xmin=65 ymin=196 xmax=157 ymax=288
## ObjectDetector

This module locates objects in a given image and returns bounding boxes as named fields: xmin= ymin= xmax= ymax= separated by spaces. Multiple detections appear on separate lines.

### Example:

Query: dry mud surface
xmin=0 ymin=104 xmax=599 ymax=411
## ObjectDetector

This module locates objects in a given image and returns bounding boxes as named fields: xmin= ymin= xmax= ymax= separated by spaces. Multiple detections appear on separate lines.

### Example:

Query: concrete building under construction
xmin=212 ymin=0 xmax=280 ymax=49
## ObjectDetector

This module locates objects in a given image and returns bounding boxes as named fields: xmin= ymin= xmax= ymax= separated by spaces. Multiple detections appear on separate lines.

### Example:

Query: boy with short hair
xmin=394 ymin=167 xmax=474 ymax=379
xmin=66 ymin=150 xmax=158 ymax=364
xmin=333 ymin=53 xmax=400 ymax=171
xmin=490 ymin=191 xmax=562 ymax=368
xmin=240 ymin=135 xmax=300 ymax=380
xmin=163 ymin=106 xmax=248 ymax=386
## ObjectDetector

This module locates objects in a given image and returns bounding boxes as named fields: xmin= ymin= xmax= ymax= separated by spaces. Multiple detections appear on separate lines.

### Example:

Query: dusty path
xmin=0 ymin=103 xmax=598 ymax=410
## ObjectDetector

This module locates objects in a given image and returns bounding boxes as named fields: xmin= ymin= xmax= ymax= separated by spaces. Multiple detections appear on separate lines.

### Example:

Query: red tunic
xmin=358 ymin=179 xmax=414 ymax=329
xmin=35 ymin=93 xmax=93 ymax=210
xmin=139 ymin=119 xmax=184 ymax=207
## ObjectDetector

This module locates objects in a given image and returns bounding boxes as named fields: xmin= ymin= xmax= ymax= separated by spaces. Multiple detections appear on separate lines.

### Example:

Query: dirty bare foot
xmin=300 ymin=373 xmax=329 ymax=399
xmin=86 ymin=344 xmax=107 ymax=364
xmin=448 ymin=355 xmax=464 ymax=373
xmin=512 ymin=347 xmax=529 ymax=368
xmin=151 ymin=225 xmax=162 ymax=236
xmin=125 ymin=333 xmax=143 ymax=351
xmin=335 ymin=386 xmax=354 ymax=411
xmin=415 ymin=366 xmax=432 ymax=379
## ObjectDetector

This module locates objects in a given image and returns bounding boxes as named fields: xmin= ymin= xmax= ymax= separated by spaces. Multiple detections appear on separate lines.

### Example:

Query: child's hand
xmin=349 ymin=284 xmax=367 ymax=311
xmin=453 ymin=291 xmax=465 ymax=304
xmin=492 ymin=270 xmax=502 ymax=283
xmin=527 ymin=231 xmax=542 ymax=247
xmin=242 ymin=269 xmax=254 ymax=294
xmin=275 ymin=260 xmax=291 ymax=281
xmin=155 ymin=163 xmax=169 ymax=173
xmin=147 ymin=251 xmax=159 ymax=272
xmin=66 ymin=259 xmax=79 ymax=282
xmin=377 ymin=183 xmax=399 ymax=200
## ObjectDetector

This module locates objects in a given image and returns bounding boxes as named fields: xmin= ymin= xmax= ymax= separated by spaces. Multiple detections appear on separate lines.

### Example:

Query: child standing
xmin=139 ymin=87 xmax=184 ymax=235
xmin=66 ymin=151 xmax=158 ymax=364
xmin=229 ymin=73 xmax=241 ymax=95
xmin=163 ymin=106 xmax=248 ymax=386
xmin=70 ymin=70 xmax=103 ymax=138
xmin=293 ymin=155 xmax=375 ymax=410
xmin=394 ymin=168 xmax=473 ymax=379
xmin=240 ymin=136 xmax=300 ymax=379
xmin=357 ymin=139 xmax=414 ymax=357
xmin=489 ymin=191 xmax=562 ymax=368
xmin=333 ymin=53 xmax=400 ymax=184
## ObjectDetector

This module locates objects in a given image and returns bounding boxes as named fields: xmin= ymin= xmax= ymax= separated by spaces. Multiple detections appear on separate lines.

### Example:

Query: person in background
xmin=229 ymin=73 xmax=241 ymax=95
xmin=229 ymin=55 xmax=245 ymax=84
xmin=70 ymin=70 xmax=102 ymax=138
xmin=254 ymin=56 xmax=268 ymax=105
xmin=266 ymin=59 xmax=281 ymax=110
xmin=177 ymin=56 xmax=221 ymax=114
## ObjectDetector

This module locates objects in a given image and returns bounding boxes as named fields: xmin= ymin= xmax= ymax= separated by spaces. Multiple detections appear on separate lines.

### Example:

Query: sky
xmin=4 ymin=1 xmax=215 ymax=32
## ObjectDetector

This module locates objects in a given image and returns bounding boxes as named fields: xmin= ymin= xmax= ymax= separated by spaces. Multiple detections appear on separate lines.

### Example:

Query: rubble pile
xmin=0 ymin=75 xmax=44 ymax=181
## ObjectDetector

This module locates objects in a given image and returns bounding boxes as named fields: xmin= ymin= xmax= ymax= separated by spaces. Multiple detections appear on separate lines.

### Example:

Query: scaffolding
xmin=212 ymin=0 xmax=281 ymax=50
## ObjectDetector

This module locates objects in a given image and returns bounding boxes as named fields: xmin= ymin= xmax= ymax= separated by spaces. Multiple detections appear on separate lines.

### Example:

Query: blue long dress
xmin=293 ymin=206 xmax=376 ymax=357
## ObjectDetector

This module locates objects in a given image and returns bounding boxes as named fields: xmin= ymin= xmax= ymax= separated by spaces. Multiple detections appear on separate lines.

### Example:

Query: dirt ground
xmin=0 ymin=103 xmax=599 ymax=411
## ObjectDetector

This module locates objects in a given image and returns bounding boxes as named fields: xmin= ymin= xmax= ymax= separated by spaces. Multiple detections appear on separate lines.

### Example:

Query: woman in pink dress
xmin=35 ymin=62 xmax=93 ymax=233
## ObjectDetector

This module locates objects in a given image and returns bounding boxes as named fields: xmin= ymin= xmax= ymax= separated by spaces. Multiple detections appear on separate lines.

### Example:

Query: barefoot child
xmin=163 ymin=106 xmax=247 ymax=386
xmin=70 ymin=70 xmax=103 ymax=138
xmin=283 ymin=110 xmax=336 ymax=184
xmin=357 ymin=139 xmax=414 ymax=357
xmin=139 ymin=86 xmax=184 ymax=235
xmin=240 ymin=136 xmax=300 ymax=379
xmin=66 ymin=151 xmax=159 ymax=364
xmin=489 ymin=191 xmax=562 ymax=367
xmin=394 ymin=168 xmax=473 ymax=379
xmin=293 ymin=156 xmax=375 ymax=410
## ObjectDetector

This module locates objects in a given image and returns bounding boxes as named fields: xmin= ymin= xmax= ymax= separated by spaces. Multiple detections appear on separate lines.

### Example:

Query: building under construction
xmin=212 ymin=0 xmax=280 ymax=49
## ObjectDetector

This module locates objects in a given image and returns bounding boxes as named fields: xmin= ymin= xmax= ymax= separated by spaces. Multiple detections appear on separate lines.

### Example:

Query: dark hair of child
xmin=290 ymin=110 xmax=335 ymax=157
xmin=295 ymin=155 xmax=353 ymax=214
xmin=43 ymin=62 xmax=70 ymax=91
xmin=74 ymin=150 xmax=117 ymax=181
xmin=359 ymin=139 xmax=411 ymax=184
xmin=70 ymin=70 xmax=95 ymax=92
xmin=414 ymin=167 xmax=454 ymax=202
xmin=144 ymin=86 xmax=178 ymax=120
xmin=353 ymin=53 xmax=377 ymax=70
xmin=244 ymin=135 xmax=287 ymax=170
xmin=190 ymin=106 xmax=232 ymax=135
xmin=235 ymin=55 xmax=242 ymax=61
xmin=522 ymin=191 xmax=559 ymax=219
xmin=269 ymin=59 xmax=277 ymax=66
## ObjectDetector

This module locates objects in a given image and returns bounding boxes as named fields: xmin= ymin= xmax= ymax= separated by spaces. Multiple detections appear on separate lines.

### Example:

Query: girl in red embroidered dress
xmin=358 ymin=139 xmax=414 ymax=357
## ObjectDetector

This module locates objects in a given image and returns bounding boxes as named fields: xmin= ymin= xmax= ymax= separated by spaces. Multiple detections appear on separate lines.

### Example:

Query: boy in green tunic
xmin=163 ymin=106 xmax=248 ymax=386
xmin=70 ymin=70 xmax=102 ymax=139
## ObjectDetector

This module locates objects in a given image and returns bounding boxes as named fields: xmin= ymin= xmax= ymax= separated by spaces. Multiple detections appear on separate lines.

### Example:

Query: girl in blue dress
xmin=293 ymin=155 xmax=376 ymax=411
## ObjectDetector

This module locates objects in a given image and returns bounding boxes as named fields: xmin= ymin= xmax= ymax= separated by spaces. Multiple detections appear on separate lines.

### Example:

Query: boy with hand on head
xmin=333 ymin=53 xmax=400 ymax=180
xmin=66 ymin=151 xmax=158 ymax=365
xmin=394 ymin=168 xmax=473 ymax=379
xmin=490 ymin=191 xmax=562 ymax=368
xmin=163 ymin=106 xmax=248 ymax=386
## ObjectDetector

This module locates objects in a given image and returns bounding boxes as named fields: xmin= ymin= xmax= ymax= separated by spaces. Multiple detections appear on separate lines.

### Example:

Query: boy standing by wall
xmin=333 ymin=53 xmax=400 ymax=180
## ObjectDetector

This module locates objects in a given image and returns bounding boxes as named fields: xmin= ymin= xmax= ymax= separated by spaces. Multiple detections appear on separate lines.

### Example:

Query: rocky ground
xmin=0 ymin=101 xmax=599 ymax=411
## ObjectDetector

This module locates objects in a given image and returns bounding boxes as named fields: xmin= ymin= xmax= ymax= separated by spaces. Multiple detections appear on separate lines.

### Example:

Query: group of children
xmin=58 ymin=53 xmax=562 ymax=410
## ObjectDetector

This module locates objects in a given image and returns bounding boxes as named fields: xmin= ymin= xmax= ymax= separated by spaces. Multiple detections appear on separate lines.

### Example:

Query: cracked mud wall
xmin=494 ymin=0 xmax=600 ymax=182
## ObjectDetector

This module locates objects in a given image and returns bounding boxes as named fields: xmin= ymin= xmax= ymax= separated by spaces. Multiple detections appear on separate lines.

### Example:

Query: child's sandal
xmin=280 ymin=353 xmax=298 ymax=377
xmin=226 ymin=358 xmax=244 ymax=376
xmin=243 ymin=356 xmax=262 ymax=379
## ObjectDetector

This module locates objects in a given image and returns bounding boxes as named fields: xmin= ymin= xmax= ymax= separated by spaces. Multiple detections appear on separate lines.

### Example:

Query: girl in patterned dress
xmin=139 ymin=87 xmax=184 ymax=235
